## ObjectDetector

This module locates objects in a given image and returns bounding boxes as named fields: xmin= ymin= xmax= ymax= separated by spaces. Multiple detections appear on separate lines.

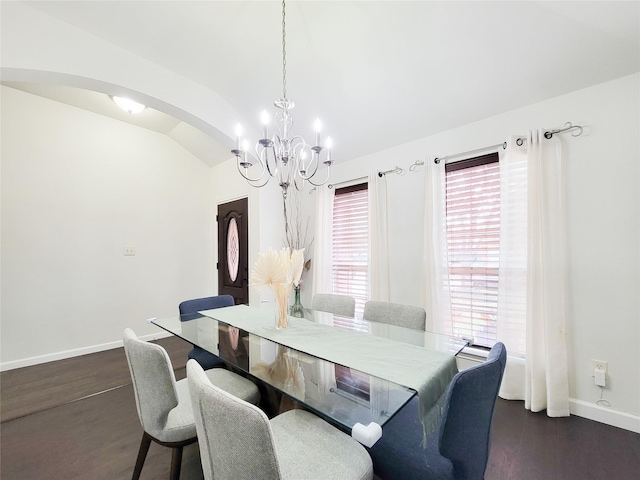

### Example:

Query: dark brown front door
xmin=217 ymin=198 xmax=249 ymax=305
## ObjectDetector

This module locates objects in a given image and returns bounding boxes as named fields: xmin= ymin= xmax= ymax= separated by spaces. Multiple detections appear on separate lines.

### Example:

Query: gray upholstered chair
xmin=123 ymin=328 xmax=260 ymax=480
xmin=311 ymin=293 xmax=356 ymax=317
xmin=368 ymin=342 xmax=507 ymax=480
xmin=179 ymin=294 xmax=235 ymax=370
xmin=187 ymin=359 xmax=374 ymax=480
xmin=363 ymin=300 xmax=427 ymax=331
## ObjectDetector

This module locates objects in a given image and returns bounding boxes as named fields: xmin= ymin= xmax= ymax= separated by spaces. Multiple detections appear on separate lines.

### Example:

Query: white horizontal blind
xmin=334 ymin=365 xmax=371 ymax=402
xmin=332 ymin=183 xmax=369 ymax=330
xmin=332 ymin=183 xmax=370 ymax=401
xmin=445 ymin=153 xmax=500 ymax=347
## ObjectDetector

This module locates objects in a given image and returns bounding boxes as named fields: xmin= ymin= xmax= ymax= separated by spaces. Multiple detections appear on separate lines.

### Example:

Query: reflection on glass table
xmin=150 ymin=306 xmax=467 ymax=441
xmin=151 ymin=313 xmax=415 ymax=432
xmin=248 ymin=335 xmax=416 ymax=430
xmin=305 ymin=309 xmax=468 ymax=356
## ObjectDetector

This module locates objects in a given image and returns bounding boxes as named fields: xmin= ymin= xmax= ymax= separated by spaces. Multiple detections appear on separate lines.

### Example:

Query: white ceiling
xmin=7 ymin=0 xmax=640 ymax=167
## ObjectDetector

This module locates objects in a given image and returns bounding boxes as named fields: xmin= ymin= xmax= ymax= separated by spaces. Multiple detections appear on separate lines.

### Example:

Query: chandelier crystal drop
xmin=232 ymin=0 xmax=334 ymax=196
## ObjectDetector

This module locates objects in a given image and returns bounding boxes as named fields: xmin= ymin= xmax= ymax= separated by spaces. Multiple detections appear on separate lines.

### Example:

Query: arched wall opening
xmin=2 ymin=67 xmax=234 ymax=152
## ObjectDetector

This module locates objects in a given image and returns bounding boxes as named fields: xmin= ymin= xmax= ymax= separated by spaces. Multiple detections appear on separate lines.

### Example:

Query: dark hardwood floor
xmin=1 ymin=336 xmax=200 ymax=480
xmin=1 ymin=337 xmax=639 ymax=479
xmin=485 ymin=396 xmax=640 ymax=480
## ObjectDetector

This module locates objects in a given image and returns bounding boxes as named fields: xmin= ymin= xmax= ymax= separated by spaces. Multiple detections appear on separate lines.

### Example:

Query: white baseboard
xmin=569 ymin=398 xmax=640 ymax=433
xmin=456 ymin=353 xmax=640 ymax=434
xmin=0 ymin=331 xmax=172 ymax=372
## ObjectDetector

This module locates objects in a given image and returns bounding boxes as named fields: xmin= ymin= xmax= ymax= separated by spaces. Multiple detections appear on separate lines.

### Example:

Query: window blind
xmin=445 ymin=153 xmax=500 ymax=347
xmin=332 ymin=183 xmax=371 ymax=401
xmin=334 ymin=365 xmax=371 ymax=402
xmin=332 ymin=183 xmax=369 ymax=326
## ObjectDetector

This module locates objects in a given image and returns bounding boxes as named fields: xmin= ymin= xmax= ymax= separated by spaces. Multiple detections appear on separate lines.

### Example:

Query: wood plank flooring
xmin=1 ymin=336 xmax=197 ymax=480
xmin=485 ymin=396 xmax=640 ymax=480
xmin=1 ymin=336 xmax=190 ymax=423
xmin=2 ymin=337 xmax=639 ymax=479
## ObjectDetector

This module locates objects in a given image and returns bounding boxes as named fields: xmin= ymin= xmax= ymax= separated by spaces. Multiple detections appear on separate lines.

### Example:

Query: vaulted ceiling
xmin=5 ymin=1 xmax=639 ymax=166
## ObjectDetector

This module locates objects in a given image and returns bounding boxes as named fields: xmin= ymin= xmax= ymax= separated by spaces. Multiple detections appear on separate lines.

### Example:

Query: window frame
xmin=444 ymin=152 xmax=500 ymax=348
xmin=331 ymin=181 xmax=371 ymax=402
xmin=331 ymin=182 xmax=369 ymax=322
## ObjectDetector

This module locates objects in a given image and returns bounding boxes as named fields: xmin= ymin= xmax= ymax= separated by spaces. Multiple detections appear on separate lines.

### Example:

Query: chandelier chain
xmin=281 ymin=0 xmax=287 ymax=99
xmin=233 ymin=0 xmax=333 ymax=192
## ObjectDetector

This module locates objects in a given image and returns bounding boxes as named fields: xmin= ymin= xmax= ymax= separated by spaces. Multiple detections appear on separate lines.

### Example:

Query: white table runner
xmin=201 ymin=304 xmax=458 ymax=436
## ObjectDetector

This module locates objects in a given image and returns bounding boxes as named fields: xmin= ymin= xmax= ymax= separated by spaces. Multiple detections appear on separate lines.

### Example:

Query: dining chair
xmin=368 ymin=342 xmax=507 ymax=480
xmin=186 ymin=359 xmax=374 ymax=480
xmin=363 ymin=300 xmax=426 ymax=331
xmin=311 ymin=293 xmax=356 ymax=317
xmin=179 ymin=294 xmax=235 ymax=370
xmin=123 ymin=328 xmax=260 ymax=480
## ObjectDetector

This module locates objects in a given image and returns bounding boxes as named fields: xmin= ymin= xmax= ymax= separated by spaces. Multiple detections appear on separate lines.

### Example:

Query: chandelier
xmin=232 ymin=0 xmax=333 ymax=196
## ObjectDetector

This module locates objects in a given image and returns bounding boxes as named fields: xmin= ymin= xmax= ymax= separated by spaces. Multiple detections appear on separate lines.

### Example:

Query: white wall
xmin=1 ymin=0 xmax=637 ymax=429
xmin=1 ymin=86 xmax=215 ymax=368
xmin=308 ymin=74 xmax=640 ymax=426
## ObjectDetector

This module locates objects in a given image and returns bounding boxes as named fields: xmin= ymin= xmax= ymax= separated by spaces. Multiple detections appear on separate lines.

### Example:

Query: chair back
xmin=179 ymin=294 xmax=235 ymax=317
xmin=311 ymin=293 xmax=356 ymax=317
xmin=187 ymin=360 xmax=281 ymax=480
xmin=363 ymin=301 xmax=426 ymax=331
xmin=123 ymin=328 xmax=179 ymax=439
xmin=438 ymin=342 xmax=507 ymax=480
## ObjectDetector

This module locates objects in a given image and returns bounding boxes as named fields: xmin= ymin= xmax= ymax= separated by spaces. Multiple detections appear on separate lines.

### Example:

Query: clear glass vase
xmin=290 ymin=287 xmax=305 ymax=318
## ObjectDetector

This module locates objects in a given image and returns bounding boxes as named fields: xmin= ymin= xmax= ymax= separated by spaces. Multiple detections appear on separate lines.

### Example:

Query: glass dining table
xmin=150 ymin=304 xmax=467 ymax=446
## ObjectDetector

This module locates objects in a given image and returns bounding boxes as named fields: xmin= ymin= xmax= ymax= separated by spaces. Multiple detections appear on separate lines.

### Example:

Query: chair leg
xmin=132 ymin=432 xmax=152 ymax=480
xmin=170 ymin=446 xmax=184 ymax=480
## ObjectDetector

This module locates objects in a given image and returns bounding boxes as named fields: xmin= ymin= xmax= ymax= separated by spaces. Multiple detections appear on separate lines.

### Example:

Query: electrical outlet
xmin=592 ymin=360 xmax=608 ymax=373
xmin=124 ymin=246 xmax=136 ymax=256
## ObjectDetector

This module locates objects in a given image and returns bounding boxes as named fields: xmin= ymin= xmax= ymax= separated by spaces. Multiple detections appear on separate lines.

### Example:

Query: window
xmin=445 ymin=153 xmax=500 ymax=347
xmin=332 ymin=182 xmax=371 ymax=402
xmin=332 ymin=183 xmax=369 ymax=324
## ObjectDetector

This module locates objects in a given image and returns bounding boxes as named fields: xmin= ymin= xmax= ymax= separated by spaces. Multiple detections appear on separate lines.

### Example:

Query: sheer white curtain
xmin=497 ymin=132 xmax=570 ymax=415
xmin=523 ymin=129 xmax=570 ymax=416
xmin=368 ymin=170 xmax=390 ymax=302
xmin=422 ymin=137 xmax=569 ymax=416
xmin=311 ymin=185 xmax=336 ymax=393
xmin=497 ymin=139 xmax=528 ymax=398
xmin=312 ymin=185 xmax=335 ymax=297
xmin=421 ymin=157 xmax=452 ymax=333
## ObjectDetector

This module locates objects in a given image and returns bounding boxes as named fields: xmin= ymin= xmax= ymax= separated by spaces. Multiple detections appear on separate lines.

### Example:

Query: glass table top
xmin=150 ymin=307 xmax=467 ymax=433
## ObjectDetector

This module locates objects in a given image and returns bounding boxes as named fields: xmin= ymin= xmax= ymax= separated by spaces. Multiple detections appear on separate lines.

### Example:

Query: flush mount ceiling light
xmin=112 ymin=96 xmax=146 ymax=114
xmin=232 ymin=0 xmax=334 ymax=195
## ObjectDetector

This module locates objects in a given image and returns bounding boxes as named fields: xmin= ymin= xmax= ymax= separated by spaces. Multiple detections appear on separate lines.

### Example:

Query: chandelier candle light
xmin=250 ymin=247 xmax=305 ymax=329
xmin=232 ymin=0 xmax=334 ymax=195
